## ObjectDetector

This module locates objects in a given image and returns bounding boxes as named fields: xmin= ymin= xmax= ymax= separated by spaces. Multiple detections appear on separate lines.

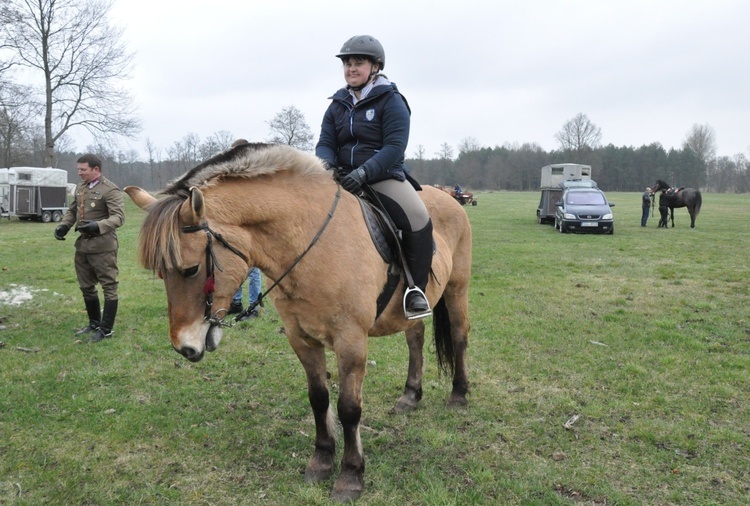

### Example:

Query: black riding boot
xmin=89 ymin=299 xmax=118 ymax=343
xmin=401 ymin=220 xmax=433 ymax=320
xmin=75 ymin=297 xmax=101 ymax=335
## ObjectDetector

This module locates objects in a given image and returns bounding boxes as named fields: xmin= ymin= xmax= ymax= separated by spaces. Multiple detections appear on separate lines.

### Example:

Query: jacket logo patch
xmin=365 ymin=109 xmax=375 ymax=121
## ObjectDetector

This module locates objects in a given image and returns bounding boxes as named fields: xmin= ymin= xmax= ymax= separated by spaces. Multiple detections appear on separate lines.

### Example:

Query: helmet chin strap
xmin=349 ymin=69 xmax=378 ymax=92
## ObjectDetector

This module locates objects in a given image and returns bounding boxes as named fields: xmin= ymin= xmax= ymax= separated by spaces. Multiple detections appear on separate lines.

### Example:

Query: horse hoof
xmin=305 ymin=468 xmax=333 ymax=484
xmin=391 ymin=397 xmax=418 ymax=414
xmin=331 ymin=473 xmax=364 ymax=503
xmin=305 ymin=453 xmax=334 ymax=483
xmin=446 ymin=394 xmax=468 ymax=409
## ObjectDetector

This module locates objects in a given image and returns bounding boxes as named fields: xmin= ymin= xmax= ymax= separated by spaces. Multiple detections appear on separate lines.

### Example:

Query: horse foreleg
xmin=288 ymin=337 xmax=336 ymax=484
xmin=670 ymin=208 xmax=675 ymax=228
xmin=392 ymin=321 xmax=425 ymax=413
xmin=331 ymin=343 xmax=367 ymax=502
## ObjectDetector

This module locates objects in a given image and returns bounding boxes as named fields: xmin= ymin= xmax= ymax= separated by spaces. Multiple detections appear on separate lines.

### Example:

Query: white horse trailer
xmin=536 ymin=163 xmax=592 ymax=225
xmin=2 ymin=167 xmax=69 ymax=222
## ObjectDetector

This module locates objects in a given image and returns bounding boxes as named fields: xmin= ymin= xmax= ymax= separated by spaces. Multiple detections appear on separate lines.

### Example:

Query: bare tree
xmin=435 ymin=142 xmax=454 ymax=184
xmin=0 ymin=81 xmax=39 ymax=166
xmin=436 ymin=142 xmax=454 ymax=161
xmin=555 ymin=113 xmax=602 ymax=154
xmin=683 ymin=123 xmax=717 ymax=167
xmin=199 ymin=130 xmax=235 ymax=160
xmin=1 ymin=0 xmax=140 ymax=166
xmin=458 ymin=137 xmax=482 ymax=154
xmin=267 ymin=105 xmax=314 ymax=151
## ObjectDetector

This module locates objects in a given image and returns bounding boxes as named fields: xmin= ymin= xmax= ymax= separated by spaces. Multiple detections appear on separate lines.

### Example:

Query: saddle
xmin=355 ymin=188 xmax=435 ymax=319
xmin=666 ymin=186 xmax=684 ymax=196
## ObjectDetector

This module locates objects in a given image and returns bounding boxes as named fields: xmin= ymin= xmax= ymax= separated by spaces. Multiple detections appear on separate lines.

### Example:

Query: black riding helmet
xmin=336 ymin=35 xmax=385 ymax=70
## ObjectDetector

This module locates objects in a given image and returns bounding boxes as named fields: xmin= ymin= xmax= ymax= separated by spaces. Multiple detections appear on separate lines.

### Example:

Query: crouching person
xmin=54 ymin=154 xmax=125 ymax=343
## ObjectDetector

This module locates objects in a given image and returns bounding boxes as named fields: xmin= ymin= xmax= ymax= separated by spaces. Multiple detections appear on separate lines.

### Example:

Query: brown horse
xmin=124 ymin=143 xmax=471 ymax=502
xmin=652 ymin=179 xmax=702 ymax=228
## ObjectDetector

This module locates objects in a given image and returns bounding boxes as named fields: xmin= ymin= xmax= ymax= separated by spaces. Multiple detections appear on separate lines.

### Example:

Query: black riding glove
xmin=341 ymin=167 xmax=367 ymax=193
xmin=75 ymin=220 xmax=100 ymax=235
xmin=54 ymin=224 xmax=70 ymax=240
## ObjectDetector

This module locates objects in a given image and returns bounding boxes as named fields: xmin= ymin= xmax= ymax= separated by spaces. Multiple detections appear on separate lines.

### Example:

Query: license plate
xmin=581 ymin=222 xmax=598 ymax=227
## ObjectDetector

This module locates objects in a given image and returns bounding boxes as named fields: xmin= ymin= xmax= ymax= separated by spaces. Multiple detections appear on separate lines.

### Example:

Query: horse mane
xmin=164 ymin=142 xmax=327 ymax=194
xmin=137 ymin=192 xmax=189 ymax=272
xmin=139 ymin=143 xmax=329 ymax=272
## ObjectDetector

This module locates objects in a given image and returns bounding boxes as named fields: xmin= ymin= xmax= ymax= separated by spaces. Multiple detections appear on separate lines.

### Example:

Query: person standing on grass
xmin=54 ymin=154 xmax=125 ymax=343
xmin=658 ymin=189 xmax=669 ymax=228
xmin=228 ymin=267 xmax=262 ymax=321
xmin=641 ymin=186 xmax=652 ymax=227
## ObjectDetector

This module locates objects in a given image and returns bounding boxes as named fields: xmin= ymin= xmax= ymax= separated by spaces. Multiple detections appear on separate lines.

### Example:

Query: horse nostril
xmin=177 ymin=345 xmax=202 ymax=362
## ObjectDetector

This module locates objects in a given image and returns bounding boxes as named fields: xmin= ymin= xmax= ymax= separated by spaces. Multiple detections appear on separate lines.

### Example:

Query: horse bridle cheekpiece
xmin=181 ymin=221 xmax=248 ymax=326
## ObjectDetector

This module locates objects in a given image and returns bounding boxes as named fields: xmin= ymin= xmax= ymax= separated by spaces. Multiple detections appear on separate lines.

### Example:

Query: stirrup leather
xmin=403 ymin=286 xmax=432 ymax=320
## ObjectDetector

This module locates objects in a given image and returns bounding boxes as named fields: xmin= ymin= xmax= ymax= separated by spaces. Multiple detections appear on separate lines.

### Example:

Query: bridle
xmin=180 ymin=185 xmax=342 ymax=327
xmin=180 ymin=222 xmax=248 ymax=326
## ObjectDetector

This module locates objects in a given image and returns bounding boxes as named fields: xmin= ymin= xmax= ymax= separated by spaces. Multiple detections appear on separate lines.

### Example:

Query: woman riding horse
xmin=124 ymin=142 xmax=472 ymax=502
xmin=316 ymin=35 xmax=433 ymax=320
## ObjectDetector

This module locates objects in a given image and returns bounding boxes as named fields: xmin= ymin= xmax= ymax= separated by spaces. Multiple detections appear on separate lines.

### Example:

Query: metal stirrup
xmin=403 ymin=286 xmax=432 ymax=320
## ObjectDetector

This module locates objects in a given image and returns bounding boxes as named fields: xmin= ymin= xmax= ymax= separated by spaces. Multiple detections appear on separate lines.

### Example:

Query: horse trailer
xmin=0 ymin=167 xmax=69 ymax=222
xmin=536 ymin=163 xmax=592 ymax=225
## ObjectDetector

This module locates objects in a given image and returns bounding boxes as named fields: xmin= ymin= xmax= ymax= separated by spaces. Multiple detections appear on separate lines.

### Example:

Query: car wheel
xmin=41 ymin=211 xmax=52 ymax=223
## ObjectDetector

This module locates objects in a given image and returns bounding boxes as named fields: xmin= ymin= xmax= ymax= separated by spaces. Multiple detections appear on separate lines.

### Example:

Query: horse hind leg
xmin=434 ymin=294 xmax=470 ymax=409
xmin=392 ymin=321 xmax=425 ymax=413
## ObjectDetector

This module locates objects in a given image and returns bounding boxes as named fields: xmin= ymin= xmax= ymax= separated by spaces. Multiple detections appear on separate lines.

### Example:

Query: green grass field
xmin=1 ymin=191 xmax=749 ymax=505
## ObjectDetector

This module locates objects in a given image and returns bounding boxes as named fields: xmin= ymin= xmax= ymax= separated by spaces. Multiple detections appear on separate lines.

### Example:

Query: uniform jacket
xmin=61 ymin=176 xmax=125 ymax=254
xmin=316 ymin=79 xmax=411 ymax=184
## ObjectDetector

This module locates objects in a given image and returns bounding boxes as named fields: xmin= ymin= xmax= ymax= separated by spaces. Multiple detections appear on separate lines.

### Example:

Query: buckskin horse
xmin=124 ymin=142 xmax=471 ymax=501
xmin=652 ymin=179 xmax=702 ymax=228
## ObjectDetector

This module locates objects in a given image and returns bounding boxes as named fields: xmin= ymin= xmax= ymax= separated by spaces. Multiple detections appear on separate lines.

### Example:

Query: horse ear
xmin=124 ymin=186 xmax=157 ymax=210
xmin=185 ymin=186 xmax=205 ymax=224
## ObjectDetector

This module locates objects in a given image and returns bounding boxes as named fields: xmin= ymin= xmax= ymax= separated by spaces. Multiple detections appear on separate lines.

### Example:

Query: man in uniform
xmin=54 ymin=154 xmax=125 ymax=343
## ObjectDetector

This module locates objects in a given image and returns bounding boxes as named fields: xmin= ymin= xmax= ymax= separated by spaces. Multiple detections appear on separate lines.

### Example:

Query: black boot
xmin=401 ymin=220 xmax=433 ymax=320
xmin=75 ymin=297 xmax=101 ymax=335
xmin=89 ymin=299 xmax=117 ymax=343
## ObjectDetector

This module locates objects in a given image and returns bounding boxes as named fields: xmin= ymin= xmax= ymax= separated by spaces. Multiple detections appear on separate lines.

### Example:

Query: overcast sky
xmin=105 ymin=0 xmax=749 ymax=160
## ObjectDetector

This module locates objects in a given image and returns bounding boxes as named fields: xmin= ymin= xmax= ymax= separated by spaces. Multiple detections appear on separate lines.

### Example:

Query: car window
xmin=566 ymin=192 xmax=606 ymax=205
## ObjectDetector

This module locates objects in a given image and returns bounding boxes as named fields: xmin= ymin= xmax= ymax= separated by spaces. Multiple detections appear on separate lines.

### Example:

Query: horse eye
xmin=180 ymin=265 xmax=200 ymax=278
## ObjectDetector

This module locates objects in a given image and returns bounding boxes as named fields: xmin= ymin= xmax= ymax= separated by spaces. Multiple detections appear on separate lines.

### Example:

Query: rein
xmin=236 ymin=185 xmax=342 ymax=321
xmin=181 ymin=185 xmax=342 ymax=326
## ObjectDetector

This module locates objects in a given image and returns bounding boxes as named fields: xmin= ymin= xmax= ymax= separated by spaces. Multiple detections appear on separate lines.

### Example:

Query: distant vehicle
xmin=554 ymin=187 xmax=615 ymax=234
xmin=537 ymin=163 xmax=592 ymax=224
xmin=0 ymin=167 xmax=69 ymax=222
xmin=434 ymin=185 xmax=478 ymax=206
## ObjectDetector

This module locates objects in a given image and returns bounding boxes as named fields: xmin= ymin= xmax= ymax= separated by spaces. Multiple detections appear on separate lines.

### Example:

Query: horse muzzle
xmin=171 ymin=320 xmax=223 ymax=362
